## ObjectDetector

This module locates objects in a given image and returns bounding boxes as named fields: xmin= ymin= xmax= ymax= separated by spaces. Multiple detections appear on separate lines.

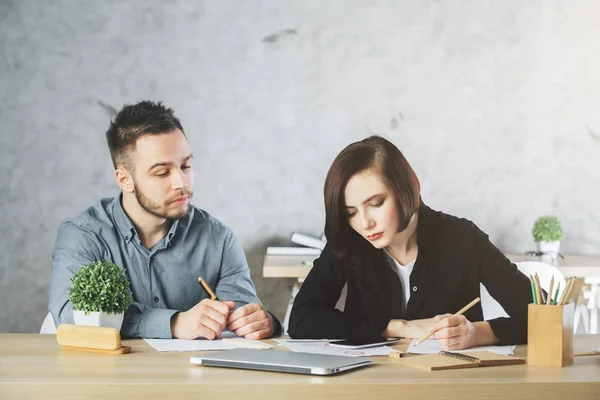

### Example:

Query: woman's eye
xmin=372 ymin=201 xmax=383 ymax=207
xmin=346 ymin=211 xmax=357 ymax=218
xmin=156 ymin=171 xmax=168 ymax=177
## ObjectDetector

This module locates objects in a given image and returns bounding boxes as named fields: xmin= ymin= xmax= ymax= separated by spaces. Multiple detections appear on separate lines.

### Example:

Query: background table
xmin=264 ymin=253 xmax=600 ymax=328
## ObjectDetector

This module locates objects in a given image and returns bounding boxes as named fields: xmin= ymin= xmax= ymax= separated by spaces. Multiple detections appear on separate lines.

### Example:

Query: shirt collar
xmin=112 ymin=194 xmax=184 ymax=246
xmin=113 ymin=195 xmax=137 ymax=244
xmin=164 ymin=217 xmax=180 ymax=246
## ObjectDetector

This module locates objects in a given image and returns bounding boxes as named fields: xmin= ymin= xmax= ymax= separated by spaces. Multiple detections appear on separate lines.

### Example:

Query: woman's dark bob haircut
xmin=324 ymin=135 xmax=421 ymax=260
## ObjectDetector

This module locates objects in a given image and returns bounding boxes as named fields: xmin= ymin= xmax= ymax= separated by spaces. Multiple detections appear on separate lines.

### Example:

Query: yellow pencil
xmin=534 ymin=274 xmax=543 ymax=305
xmin=546 ymin=276 xmax=554 ymax=306
xmin=561 ymin=277 xmax=576 ymax=305
xmin=198 ymin=276 xmax=219 ymax=300
xmin=558 ymin=277 xmax=572 ymax=305
xmin=415 ymin=297 xmax=481 ymax=345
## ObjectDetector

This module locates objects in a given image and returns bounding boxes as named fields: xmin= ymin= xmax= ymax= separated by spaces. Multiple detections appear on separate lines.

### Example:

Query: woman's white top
xmin=384 ymin=249 xmax=416 ymax=309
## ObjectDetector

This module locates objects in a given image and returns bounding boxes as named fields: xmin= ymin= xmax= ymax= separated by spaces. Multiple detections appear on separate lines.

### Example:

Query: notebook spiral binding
xmin=439 ymin=350 xmax=479 ymax=363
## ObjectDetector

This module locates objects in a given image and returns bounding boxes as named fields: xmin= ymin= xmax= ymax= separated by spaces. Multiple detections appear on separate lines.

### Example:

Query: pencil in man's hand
xmin=198 ymin=276 xmax=219 ymax=301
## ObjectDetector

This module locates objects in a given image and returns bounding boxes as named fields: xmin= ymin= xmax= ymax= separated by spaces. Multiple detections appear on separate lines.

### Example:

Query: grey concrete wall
xmin=1 ymin=0 xmax=599 ymax=333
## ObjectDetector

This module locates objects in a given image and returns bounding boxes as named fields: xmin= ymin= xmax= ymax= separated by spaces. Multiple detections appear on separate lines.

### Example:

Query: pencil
xmin=561 ymin=277 xmax=576 ymax=305
xmin=415 ymin=297 xmax=481 ymax=345
xmin=198 ymin=276 xmax=219 ymax=300
xmin=552 ymin=282 xmax=560 ymax=305
xmin=529 ymin=275 xmax=537 ymax=304
xmin=558 ymin=277 xmax=573 ymax=306
xmin=534 ymin=274 xmax=543 ymax=305
xmin=546 ymin=276 xmax=554 ymax=306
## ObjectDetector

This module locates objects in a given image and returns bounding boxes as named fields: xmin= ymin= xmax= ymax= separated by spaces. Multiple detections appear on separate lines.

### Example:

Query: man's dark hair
xmin=106 ymin=101 xmax=185 ymax=170
xmin=323 ymin=135 xmax=421 ymax=261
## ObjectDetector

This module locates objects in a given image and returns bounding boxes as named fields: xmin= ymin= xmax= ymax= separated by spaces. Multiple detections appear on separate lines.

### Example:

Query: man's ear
xmin=115 ymin=167 xmax=134 ymax=193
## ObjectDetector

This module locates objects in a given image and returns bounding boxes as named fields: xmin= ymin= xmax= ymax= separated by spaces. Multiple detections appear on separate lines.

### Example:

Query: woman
xmin=287 ymin=136 xmax=532 ymax=350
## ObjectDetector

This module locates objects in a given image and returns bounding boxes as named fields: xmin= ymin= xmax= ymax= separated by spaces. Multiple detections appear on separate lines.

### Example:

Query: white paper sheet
xmin=274 ymin=339 xmax=401 ymax=357
xmin=407 ymin=338 xmax=516 ymax=355
xmin=144 ymin=332 xmax=274 ymax=352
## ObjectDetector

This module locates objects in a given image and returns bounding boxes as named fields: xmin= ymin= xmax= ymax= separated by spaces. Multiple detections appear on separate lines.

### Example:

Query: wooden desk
xmin=1 ymin=334 xmax=599 ymax=399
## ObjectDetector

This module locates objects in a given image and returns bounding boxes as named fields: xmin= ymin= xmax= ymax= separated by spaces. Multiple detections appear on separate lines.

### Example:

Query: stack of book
xmin=266 ymin=233 xmax=326 ymax=256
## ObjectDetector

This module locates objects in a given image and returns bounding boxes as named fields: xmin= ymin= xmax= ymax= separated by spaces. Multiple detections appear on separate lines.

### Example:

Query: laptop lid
xmin=189 ymin=348 xmax=372 ymax=375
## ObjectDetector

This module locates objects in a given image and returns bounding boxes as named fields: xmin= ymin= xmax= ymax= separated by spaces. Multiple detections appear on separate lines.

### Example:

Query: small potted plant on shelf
xmin=532 ymin=215 xmax=563 ymax=254
xmin=68 ymin=260 xmax=132 ymax=331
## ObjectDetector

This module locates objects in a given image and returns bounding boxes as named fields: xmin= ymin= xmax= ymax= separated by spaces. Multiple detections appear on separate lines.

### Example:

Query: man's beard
xmin=133 ymin=181 xmax=193 ymax=220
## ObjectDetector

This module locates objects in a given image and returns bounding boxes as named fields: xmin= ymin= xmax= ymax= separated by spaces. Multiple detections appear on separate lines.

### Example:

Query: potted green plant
xmin=68 ymin=260 xmax=132 ymax=330
xmin=532 ymin=215 xmax=563 ymax=254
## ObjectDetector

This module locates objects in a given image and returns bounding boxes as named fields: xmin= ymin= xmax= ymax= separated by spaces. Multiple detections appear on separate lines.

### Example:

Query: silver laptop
xmin=189 ymin=348 xmax=372 ymax=375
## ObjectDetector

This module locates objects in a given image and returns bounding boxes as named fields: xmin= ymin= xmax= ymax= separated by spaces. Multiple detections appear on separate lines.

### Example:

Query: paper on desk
xmin=407 ymin=339 xmax=516 ymax=355
xmin=145 ymin=333 xmax=274 ymax=352
xmin=276 ymin=339 xmax=342 ymax=343
xmin=274 ymin=339 xmax=401 ymax=357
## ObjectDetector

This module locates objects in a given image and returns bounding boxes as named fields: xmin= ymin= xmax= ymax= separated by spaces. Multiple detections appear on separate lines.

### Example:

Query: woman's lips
xmin=367 ymin=232 xmax=383 ymax=241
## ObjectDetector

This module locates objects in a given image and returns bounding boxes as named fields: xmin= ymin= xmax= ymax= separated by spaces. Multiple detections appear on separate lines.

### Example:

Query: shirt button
xmin=412 ymin=286 xmax=418 ymax=292
xmin=124 ymin=236 xmax=129 ymax=241
xmin=153 ymin=296 xmax=159 ymax=303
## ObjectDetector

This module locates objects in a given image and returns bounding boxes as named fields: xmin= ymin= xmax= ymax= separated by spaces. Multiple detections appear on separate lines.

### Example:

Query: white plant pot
xmin=73 ymin=311 xmax=124 ymax=331
xmin=536 ymin=240 xmax=561 ymax=254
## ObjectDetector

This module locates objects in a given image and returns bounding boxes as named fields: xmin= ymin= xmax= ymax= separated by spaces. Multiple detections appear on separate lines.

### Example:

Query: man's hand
xmin=226 ymin=303 xmax=275 ymax=340
xmin=171 ymin=299 xmax=235 ymax=340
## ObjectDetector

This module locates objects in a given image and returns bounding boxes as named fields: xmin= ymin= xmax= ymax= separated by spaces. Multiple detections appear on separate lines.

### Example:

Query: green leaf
xmin=68 ymin=259 xmax=132 ymax=313
xmin=532 ymin=215 xmax=564 ymax=242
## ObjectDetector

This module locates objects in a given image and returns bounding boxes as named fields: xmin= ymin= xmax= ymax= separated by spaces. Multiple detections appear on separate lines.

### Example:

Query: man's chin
xmin=167 ymin=205 xmax=190 ymax=220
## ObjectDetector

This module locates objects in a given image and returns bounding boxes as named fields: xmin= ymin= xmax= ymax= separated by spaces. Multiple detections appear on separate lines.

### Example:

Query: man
xmin=49 ymin=101 xmax=279 ymax=339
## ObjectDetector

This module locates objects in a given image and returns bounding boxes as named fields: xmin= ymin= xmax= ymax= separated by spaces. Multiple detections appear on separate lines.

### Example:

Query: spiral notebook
xmin=389 ymin=350 xmax=525 ymax=371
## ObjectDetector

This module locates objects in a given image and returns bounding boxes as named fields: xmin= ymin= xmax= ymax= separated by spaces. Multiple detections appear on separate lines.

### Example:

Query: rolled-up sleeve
xmin=121 ymin=303 xmax=178 ymax=339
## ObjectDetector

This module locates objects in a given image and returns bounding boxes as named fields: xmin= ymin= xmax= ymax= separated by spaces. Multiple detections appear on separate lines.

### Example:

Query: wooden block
xmin=56 ymin=324 xmax=121 ymax=351
xmin=61 ymin=345 xmax=132 ymax=355
xmin=527 ymin=303 xmax=574 ymax=367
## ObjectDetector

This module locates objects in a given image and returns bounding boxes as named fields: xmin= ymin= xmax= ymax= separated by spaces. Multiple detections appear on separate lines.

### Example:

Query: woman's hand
xmin=430 ymin=316 xmax=499 ymax=351
xmin=383 ymin=314 xmax=452 ymax=339
xmin=384 ymin=314 xmax=499 ymax=351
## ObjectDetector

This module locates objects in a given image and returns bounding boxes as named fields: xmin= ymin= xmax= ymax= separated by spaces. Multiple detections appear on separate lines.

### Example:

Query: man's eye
xmin=182 ymin=165 xmax=191 ymax=170
xmin=156 ymin=171 xmax=168 ymax=177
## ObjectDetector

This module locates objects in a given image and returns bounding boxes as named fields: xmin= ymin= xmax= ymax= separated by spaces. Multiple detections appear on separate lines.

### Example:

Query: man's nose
xmin=171 ymin=169 xmax=187 ymax=190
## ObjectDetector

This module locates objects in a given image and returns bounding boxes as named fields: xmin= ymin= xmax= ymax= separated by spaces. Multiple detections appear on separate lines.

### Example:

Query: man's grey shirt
xmin=49 ymin=195 xmax=262 ymax=339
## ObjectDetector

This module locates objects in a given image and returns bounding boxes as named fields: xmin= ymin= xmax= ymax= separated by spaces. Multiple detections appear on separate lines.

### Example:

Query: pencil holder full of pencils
xmin=527 ymin=302 xmax=575 ymax=367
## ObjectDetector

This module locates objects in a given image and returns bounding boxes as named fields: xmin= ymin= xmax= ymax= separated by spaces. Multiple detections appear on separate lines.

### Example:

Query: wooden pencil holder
xmin=527 ymin=302 xmax=574 ymax=367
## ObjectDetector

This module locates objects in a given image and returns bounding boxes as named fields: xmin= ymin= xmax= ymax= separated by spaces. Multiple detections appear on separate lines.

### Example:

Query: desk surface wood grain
xmin=1 ymin=334 xmax=599 ymax=400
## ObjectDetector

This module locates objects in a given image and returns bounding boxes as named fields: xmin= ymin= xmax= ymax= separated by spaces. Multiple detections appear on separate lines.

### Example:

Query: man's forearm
xmin=121 ymin=304 xmax=179 ymax=339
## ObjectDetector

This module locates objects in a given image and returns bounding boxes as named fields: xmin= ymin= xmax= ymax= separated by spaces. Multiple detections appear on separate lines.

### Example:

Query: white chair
xmin=40 ymin=312 xmax=57 ymax=334
xmin=481 ymin=261 xmax=567 ymax=321
xmin=583 ymin=277 xmax=600 ymax=334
